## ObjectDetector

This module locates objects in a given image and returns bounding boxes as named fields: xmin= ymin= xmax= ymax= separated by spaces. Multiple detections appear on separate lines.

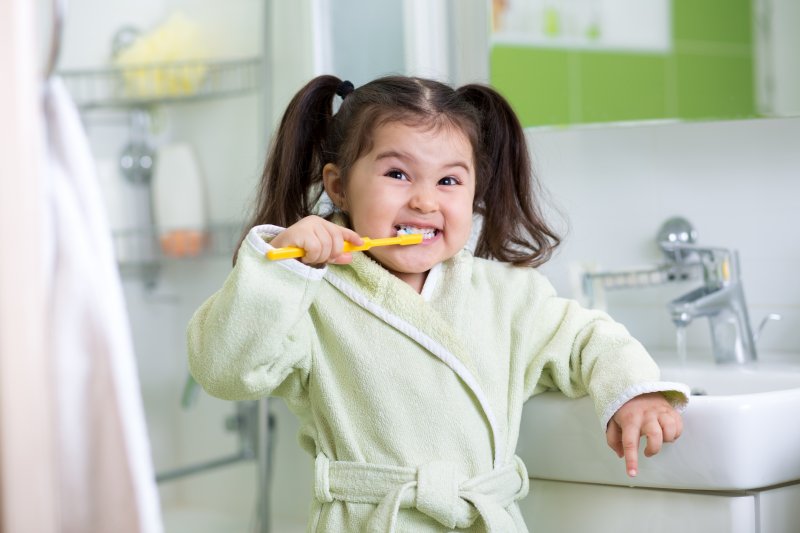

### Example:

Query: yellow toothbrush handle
xmin=341 ymin=238 xmax=376 ymax=253
xmin=266 ymin=234 xmax=422 ymax=261
xmin=266 ymin=247 xmax=306 ymax=260
xmin=266 ymin=239 xmax=375 ymax=260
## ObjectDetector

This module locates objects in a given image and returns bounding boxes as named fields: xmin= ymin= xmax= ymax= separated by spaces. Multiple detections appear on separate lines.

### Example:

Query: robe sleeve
xmin=520 ymin=269 xmax=689 ymax=429
xmin=187 ymin=225 xmax=325 ymax=404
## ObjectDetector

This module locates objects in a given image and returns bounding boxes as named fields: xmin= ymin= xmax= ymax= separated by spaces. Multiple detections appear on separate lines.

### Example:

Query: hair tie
xmin=336 ymin=80 xmax=354 ymax=99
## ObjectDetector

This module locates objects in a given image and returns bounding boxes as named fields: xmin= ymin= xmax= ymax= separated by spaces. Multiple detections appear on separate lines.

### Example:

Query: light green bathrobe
xmin=188 ymin=224 xmax=689 ymax=532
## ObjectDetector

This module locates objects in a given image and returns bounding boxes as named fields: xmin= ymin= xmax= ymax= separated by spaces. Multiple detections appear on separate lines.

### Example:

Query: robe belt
xmin=314 ymin=453 xmax=530 ymax=532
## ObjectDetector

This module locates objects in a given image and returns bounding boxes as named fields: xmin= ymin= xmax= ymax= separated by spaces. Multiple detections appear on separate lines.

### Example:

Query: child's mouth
xmin=394 ymin=224 xmax=439 ymax=241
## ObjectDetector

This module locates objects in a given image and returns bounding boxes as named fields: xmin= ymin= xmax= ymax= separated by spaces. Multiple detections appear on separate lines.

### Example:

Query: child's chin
xmin=381 ymin=257 xmax=431 ymax=274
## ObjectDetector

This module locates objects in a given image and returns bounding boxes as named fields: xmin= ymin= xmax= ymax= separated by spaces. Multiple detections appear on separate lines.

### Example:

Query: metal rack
xmin=113 ymin=223 xmax=243 ymax=283
xmin=58 ymin=57 xmax=260 ymax=283
xmin=59 ymin=57 xmax=261 ymax=110
xmin=580 ymin=217 xmax=704 ymax=309
xmin=56 ymin=58 xmax=260 ymax=284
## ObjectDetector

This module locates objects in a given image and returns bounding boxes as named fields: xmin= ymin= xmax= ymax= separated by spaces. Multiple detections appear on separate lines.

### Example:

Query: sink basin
xmin=518 ymin=361 xmax=800 ymax=490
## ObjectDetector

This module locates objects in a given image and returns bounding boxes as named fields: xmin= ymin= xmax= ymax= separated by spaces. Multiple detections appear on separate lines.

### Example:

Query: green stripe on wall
xmin=490 ymin=47 xmax=571 ymax=126
xmin=673 ymin=0 xmax=752 ymax=45
xmin=490 ymin=0 xmax=756 ymax=127
xmin=579 ymin=52 xmax=668 ymax=123
xmin=676 ymin=52 xmax=755 ymax=119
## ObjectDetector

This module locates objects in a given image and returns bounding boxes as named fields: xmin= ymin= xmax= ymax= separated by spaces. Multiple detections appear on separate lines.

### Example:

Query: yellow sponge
xmin=114 ymin=13 xmax=209 ymax=98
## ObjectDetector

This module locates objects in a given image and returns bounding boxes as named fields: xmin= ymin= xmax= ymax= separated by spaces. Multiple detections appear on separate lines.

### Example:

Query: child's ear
xmin=322 ymin=163 xmax=347 ymax=210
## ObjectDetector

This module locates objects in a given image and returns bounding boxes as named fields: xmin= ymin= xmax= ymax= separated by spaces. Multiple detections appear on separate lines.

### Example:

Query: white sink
xmin=518 ymin=360 xmax=800 ymax=490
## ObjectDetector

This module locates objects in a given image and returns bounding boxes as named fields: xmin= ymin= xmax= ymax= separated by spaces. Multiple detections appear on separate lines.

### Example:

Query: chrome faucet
xmin=579 ymin=216 xmax=779 ymax=363
xmin=663 ymin=243 xmax=759 ymax=364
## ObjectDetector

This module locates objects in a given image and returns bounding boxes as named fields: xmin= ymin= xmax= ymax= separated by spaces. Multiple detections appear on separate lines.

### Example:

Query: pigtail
xmin=234 ymin=75 xmax=341 ymax=263
xmin=457 ymin=85 xmax=560 ymax=267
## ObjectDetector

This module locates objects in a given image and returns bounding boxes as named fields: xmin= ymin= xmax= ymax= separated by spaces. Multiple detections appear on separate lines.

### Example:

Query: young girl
xmin=188 ymin=75 xmax=689 ymax=532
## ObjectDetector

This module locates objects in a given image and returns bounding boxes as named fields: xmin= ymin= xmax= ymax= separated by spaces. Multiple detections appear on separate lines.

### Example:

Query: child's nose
xmin=408 ymin=185 xmax=438 ymax=213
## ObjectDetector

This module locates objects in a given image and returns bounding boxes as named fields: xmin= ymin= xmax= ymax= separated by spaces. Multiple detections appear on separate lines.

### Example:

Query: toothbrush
xmin=267 ymin=233 xmax=423 ymax=261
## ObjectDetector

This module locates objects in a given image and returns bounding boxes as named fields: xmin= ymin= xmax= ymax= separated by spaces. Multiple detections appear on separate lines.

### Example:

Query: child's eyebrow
xmin=374 ymin=150 xmax=471 ymax=172
xmin=374 ymin=150 xmax=415 ymax=163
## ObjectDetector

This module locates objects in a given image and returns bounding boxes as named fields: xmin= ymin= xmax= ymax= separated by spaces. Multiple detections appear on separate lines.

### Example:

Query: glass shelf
xmin=113 ymin=223 xmax=243 ymax=282
xmin=58 ymin=57 xmax=261 ymax=110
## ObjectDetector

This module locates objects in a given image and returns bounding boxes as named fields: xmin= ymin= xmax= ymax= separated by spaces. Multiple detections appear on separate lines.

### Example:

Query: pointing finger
xmin=621 ymin=423 xmax=641 ymax=477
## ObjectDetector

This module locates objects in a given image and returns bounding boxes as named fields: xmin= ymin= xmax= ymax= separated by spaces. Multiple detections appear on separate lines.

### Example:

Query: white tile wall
xmin=530 ymin=117 xmax=800 ymax=359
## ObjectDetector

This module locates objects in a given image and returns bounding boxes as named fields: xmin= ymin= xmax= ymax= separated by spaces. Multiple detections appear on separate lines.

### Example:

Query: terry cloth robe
xmin=188 ymin=225 xmax=690 ymax=533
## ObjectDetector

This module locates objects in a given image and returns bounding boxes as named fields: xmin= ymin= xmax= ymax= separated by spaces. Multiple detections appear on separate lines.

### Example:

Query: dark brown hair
xmin=238 ymin=74 xmax=560 ymax=266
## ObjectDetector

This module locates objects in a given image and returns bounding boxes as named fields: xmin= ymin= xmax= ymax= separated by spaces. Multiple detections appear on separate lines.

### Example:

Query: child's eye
xmin=385 ymin=169 xmax=409 ymax=181
xmin=439 ymin=176 xmax=460 ymax=186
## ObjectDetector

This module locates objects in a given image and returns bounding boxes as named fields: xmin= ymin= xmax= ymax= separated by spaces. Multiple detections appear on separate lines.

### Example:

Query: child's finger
xmin=303 ymin=227 xmax=331 ymax=264
xmin=621 ymin=422 xmax=641 ymax=477
xmin=329 ymin=232 xmax=345 ymax=262
xmin=673 ymin=410 xmax=683 ymax=439
xmin=605 ymin=421 xmax=624 ymax=458
xmin=330 ymin=252 xmax=354 ymax=265
xmin=341 ymin=227 xmax=364 ymax=247
xmin=659 ymin=411 xmax=680 ymax=442
xmin=642 ymin=418 xmax=663 ymax=457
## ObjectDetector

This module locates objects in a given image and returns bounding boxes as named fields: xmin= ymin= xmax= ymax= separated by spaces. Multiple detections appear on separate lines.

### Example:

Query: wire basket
xmin=113 ymin=223 xmax=243 ymax=282
xmin=59 ymin=57 xmax=261 ymax=110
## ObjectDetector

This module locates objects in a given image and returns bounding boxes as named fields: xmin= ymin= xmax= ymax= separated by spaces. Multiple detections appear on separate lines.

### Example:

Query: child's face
xmin=324 ymin=121 xmax=476 ymax=290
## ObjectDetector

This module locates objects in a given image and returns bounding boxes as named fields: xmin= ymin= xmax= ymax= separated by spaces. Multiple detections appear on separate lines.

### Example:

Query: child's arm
xmin=518 ymin=269 xmax=689 ymax=476
xmin=187 ymin=219 xmax=352 ymax=401
xmin=188 ymin=217 xmax=362 ymax=400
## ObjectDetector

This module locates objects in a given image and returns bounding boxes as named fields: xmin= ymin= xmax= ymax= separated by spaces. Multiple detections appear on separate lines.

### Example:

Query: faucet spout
xmin=669 ymin=286 xmax=720 ymax=326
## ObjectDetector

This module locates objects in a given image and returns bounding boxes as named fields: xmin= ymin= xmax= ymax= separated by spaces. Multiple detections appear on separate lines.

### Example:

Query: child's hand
xmin=605 ymin=392 xmax=683 ymax=478
xmin=270 ymin=215 xmax=364 ymax=266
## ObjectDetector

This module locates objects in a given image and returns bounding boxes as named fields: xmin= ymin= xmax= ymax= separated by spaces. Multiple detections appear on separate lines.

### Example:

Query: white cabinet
xmin=519 ymin=479 xmax=758 ymax=533
xmin=520 ymin=479 xmax=800 ymax=533
xmin=759 ymin=483 xmax=800 ymax=533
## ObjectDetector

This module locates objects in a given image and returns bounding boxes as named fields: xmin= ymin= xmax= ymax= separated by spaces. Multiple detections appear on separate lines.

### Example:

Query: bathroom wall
xmin=530 ymin=116 xmax=800 ymax=361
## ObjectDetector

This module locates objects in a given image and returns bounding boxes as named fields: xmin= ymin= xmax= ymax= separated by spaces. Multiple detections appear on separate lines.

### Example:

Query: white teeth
xmin=395 ymin=224 xmax=438 ymax=240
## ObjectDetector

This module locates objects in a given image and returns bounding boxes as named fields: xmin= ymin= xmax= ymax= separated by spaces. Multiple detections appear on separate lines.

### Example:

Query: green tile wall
xmin=490 ymin=47 xmax=571 ymax=126
xmin=578 ymin=52 xmax=669 ymax=123
xmin=675 ymin=52 xmax=755 ymax=119
xmin=673 ymin=0 xmax=752 ymax=45
xmin=490 ymin=0 xmax=756 ymax=127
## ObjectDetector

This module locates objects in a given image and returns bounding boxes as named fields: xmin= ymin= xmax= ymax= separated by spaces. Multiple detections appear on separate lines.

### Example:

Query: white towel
xmin=43 ymin=77 xmax=163 ymax=533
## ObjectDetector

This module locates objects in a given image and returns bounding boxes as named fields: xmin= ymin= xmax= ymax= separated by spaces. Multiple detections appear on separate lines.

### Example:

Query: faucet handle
xmin=657 ymin=217 xmax=697 ymax=263
xmin=660 ymin=242 xmax=739 ymax=286
xmin=754 ymin=313 xmax=782 ymax=343
xmin=659 ymin=242 xmax=731 ymax=258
